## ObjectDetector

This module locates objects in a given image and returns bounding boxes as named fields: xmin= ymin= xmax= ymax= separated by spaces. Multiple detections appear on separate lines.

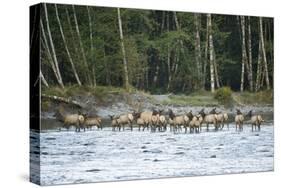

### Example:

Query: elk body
xmin=116 ymin=113 xmax=134 ymax=131
xmin=221 ymin=113 xmax=229 ymax=130
xmin=199 ymin=109 xmax=218 ymax=131
xmin=168 ymin=109 xmax=189 ymax=133
xmin=209 ymin=108 xmax=229 ymax=130
xmin=132 ymin=112 xmax=147 ymax=131
xmin=235 ymin=109 xmax=244 ymax=131
xmin=150 ymin=110 xmax=160 ymax=132
xmin=158 ymin=114 xmax=167 ymax=131
xmin=84 ymin=117 xmax=102 ymax=130
xmin=55 ymin=106 xmax=85 ymax=132
xmin=247 ymin=110 xmax=264 ymax=131
xmin=57 ymin=106 xmax=85 ymax=132
xmin=136 ymin=111 xmax=153 ymax=131
xmin=189 ymin=115 xmax=201 ymax=133
xmin=109 ymin=115 xmax=121 ymax=131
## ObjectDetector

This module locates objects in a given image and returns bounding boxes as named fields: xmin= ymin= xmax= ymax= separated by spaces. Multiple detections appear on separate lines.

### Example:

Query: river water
xmin=30 ymin=116 xmax=274 ymax=185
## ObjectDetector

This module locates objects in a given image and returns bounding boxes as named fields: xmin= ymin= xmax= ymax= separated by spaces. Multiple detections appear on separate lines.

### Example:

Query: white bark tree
xmin=55 ymin=4 xmax=81 ymax=86
xmin=87 ymin=6 xmax=97 ymax=88
xmin=166 ymin=12 xmax=172 ymax=91
xmin=194 ymin=13 xmax=202 ymax=86
xmin=117 ymin=8 xmax=130 ymax=90
xmin=65 ymin=7 xmax=79 ymax=58
xmin=203 ymin=16 xmax=209 ymax=89
xmin=40 ymin=71 xmax=49 ymax=87
xmin=255 ymin=40 xmax=262 ymax=91
xmin=240 ymin=16 xmax=247 ymax=92
xmin=72 ymin=5 xmax=93 ymax=86
xmin=43 ymin=3 xmax=64 ymax=89
xmin=213 ymin=51 xmax=220 ymax=88
xmin=259 ymin=17 xmax=270 ymax=90
xmin=40 ymin=20 xmax=58 ymax=81
xmin=207 ymin=14 xmax=215 ymax=93
xmin=247 ymin=16 xmax=253 ymax=91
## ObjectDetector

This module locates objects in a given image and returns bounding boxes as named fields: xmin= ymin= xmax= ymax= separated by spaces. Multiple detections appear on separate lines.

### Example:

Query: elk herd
xmin=57 ymin=105 xmax=265 ymax=133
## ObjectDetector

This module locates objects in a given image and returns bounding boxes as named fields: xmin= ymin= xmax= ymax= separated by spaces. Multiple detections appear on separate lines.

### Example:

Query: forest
xmin=34 ymin=3 xmax=274 ymax=94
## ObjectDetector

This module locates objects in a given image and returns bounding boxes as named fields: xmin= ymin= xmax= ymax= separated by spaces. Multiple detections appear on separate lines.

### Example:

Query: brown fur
xmin=116 ymin=113 xmax=134 ymax=131
xmin=58 ymin=105 xmax=85 ymax=132
xmin=247 ymin=110 xmax=264 ymax=131
xmin=84 ymin=117 xmax=102 ymax=130
xmin=235 ymin=109 xmax=244 ymax=131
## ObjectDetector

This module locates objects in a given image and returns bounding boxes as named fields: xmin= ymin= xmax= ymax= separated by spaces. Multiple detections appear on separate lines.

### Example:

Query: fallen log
xmin=41 ymin=94 xmax=85 ymax=108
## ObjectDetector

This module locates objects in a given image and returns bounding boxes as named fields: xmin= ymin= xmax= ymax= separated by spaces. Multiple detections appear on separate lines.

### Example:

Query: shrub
xmin=214 ymin=87 xmax=233 ymax=104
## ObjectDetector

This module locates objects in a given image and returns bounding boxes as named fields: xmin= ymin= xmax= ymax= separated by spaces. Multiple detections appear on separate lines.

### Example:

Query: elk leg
xmin=221 ymin=122 xmax=224 ymax=130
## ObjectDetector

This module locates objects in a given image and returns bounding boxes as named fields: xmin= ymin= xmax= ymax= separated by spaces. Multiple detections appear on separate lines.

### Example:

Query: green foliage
xmin=161 ymin=93 xmax=219 ymax=106
xmin=214 ymin=87 xmax=233 ymax=104
xmin=233 ymin=90 xmax=273 ymax=106
xmin=40 ymin=3 xmax=273 ymax=94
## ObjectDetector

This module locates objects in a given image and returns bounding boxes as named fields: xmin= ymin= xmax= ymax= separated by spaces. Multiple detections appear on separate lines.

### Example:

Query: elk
xmin=136 ymin=111 xmax=154 ymax=131
xmin=84 ymin=117 xmax=102 ymax=130
xmin=189 ymin=115 xmax=201 ymax=133
xmin=116 ymin=113 xmax=134 ymax=131
xmin=209 ymin=108 xmax=229 ymax=130
xmin=158 ymin=111 xmax=167 ymax=132
xmin=57 ymin=105 xmax=85 ymax=132
xmin=168 ymin=109 xmax=189 ymax=133
xmin=235 ymin=109 xmax=244 ymax=131
xmin=246 ymin=110 xmax=264 ymax=131
xmin=109 ymin=115 xmax=120 ymax=131
xmin=150 ymin=109 xmax=160 ymax=132
xmin=199 ymin=108 xmax=218 ymax=131
xmin=132 ymin=112 xmax=147 ymax=131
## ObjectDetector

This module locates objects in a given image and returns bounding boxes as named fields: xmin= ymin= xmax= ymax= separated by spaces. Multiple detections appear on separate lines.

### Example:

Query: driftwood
xmin=41 ymin=94 xmax=85 ymax=108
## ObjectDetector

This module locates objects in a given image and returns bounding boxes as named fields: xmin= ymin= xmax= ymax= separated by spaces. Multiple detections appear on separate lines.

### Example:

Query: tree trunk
xmin=247 ymin=16 xmax=253 ymax=91
xmin=87 ymin=6 xmax=97 ymax=88
xmin=174 ymin=12 xmax=184 ymax=55
xmin=240 ymin=16 xmax=247 ymax=92
xmin=42 ymin=94 xmax=84 ymax=108
xmin=203 ymin=16 xmax=209 ymax=89
xmin=174 ymin=12 xmax=180 ymax=30
xmin=167 ymin=48 xmax=171 ymax=91
xmin=255 ymin=40 xmax=262 ymax=91
xmin=40 ymin=71 xmax=49 ymax=87
xmin=145 ymin=66 xmax=149 ymax=90
xmin=194 ymin=13 xmax=202 ymax=87
xmin=103 ymin=39 xmax=111 ymax=85
xmin=207 ymin=14 xmax=215 ymax=93
xmin=65 ymin=7 xmax=80 ymax=60
xmin=213 ymin=51 xmax=220 ymax=88
xmin=173 ymin=12 xmax=183 ymax=88
xmin=167 ymin=12 xmax=172 ymax=91
xmin=153 ymin=62 xmax=159 ymax=87
xmin=267 ymin=19 xmax=273 ymax=71
xmin=72 ymin=5 xmax=93 ymax=86
xmin=43 ymin=4 xmax=64 ymax=89
xmin=259 ymin=17 xmax=270 ymax=90
xmin=241 ymin=16 xmax=251 ymax=91
xmin=55 ymin=4 xmax=82 ymax=86
xmin=117 ymin=8 xmax=130 ymax=90
xmin=161 ymin=11 xmax=165 ymax=30
xmin=40 ymin=20 xmax=58 ymax=81
xmin=240 ymin=59 xmax=245 ymax=92
xmin=261 ymin=64 xmax=265 ymax=88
